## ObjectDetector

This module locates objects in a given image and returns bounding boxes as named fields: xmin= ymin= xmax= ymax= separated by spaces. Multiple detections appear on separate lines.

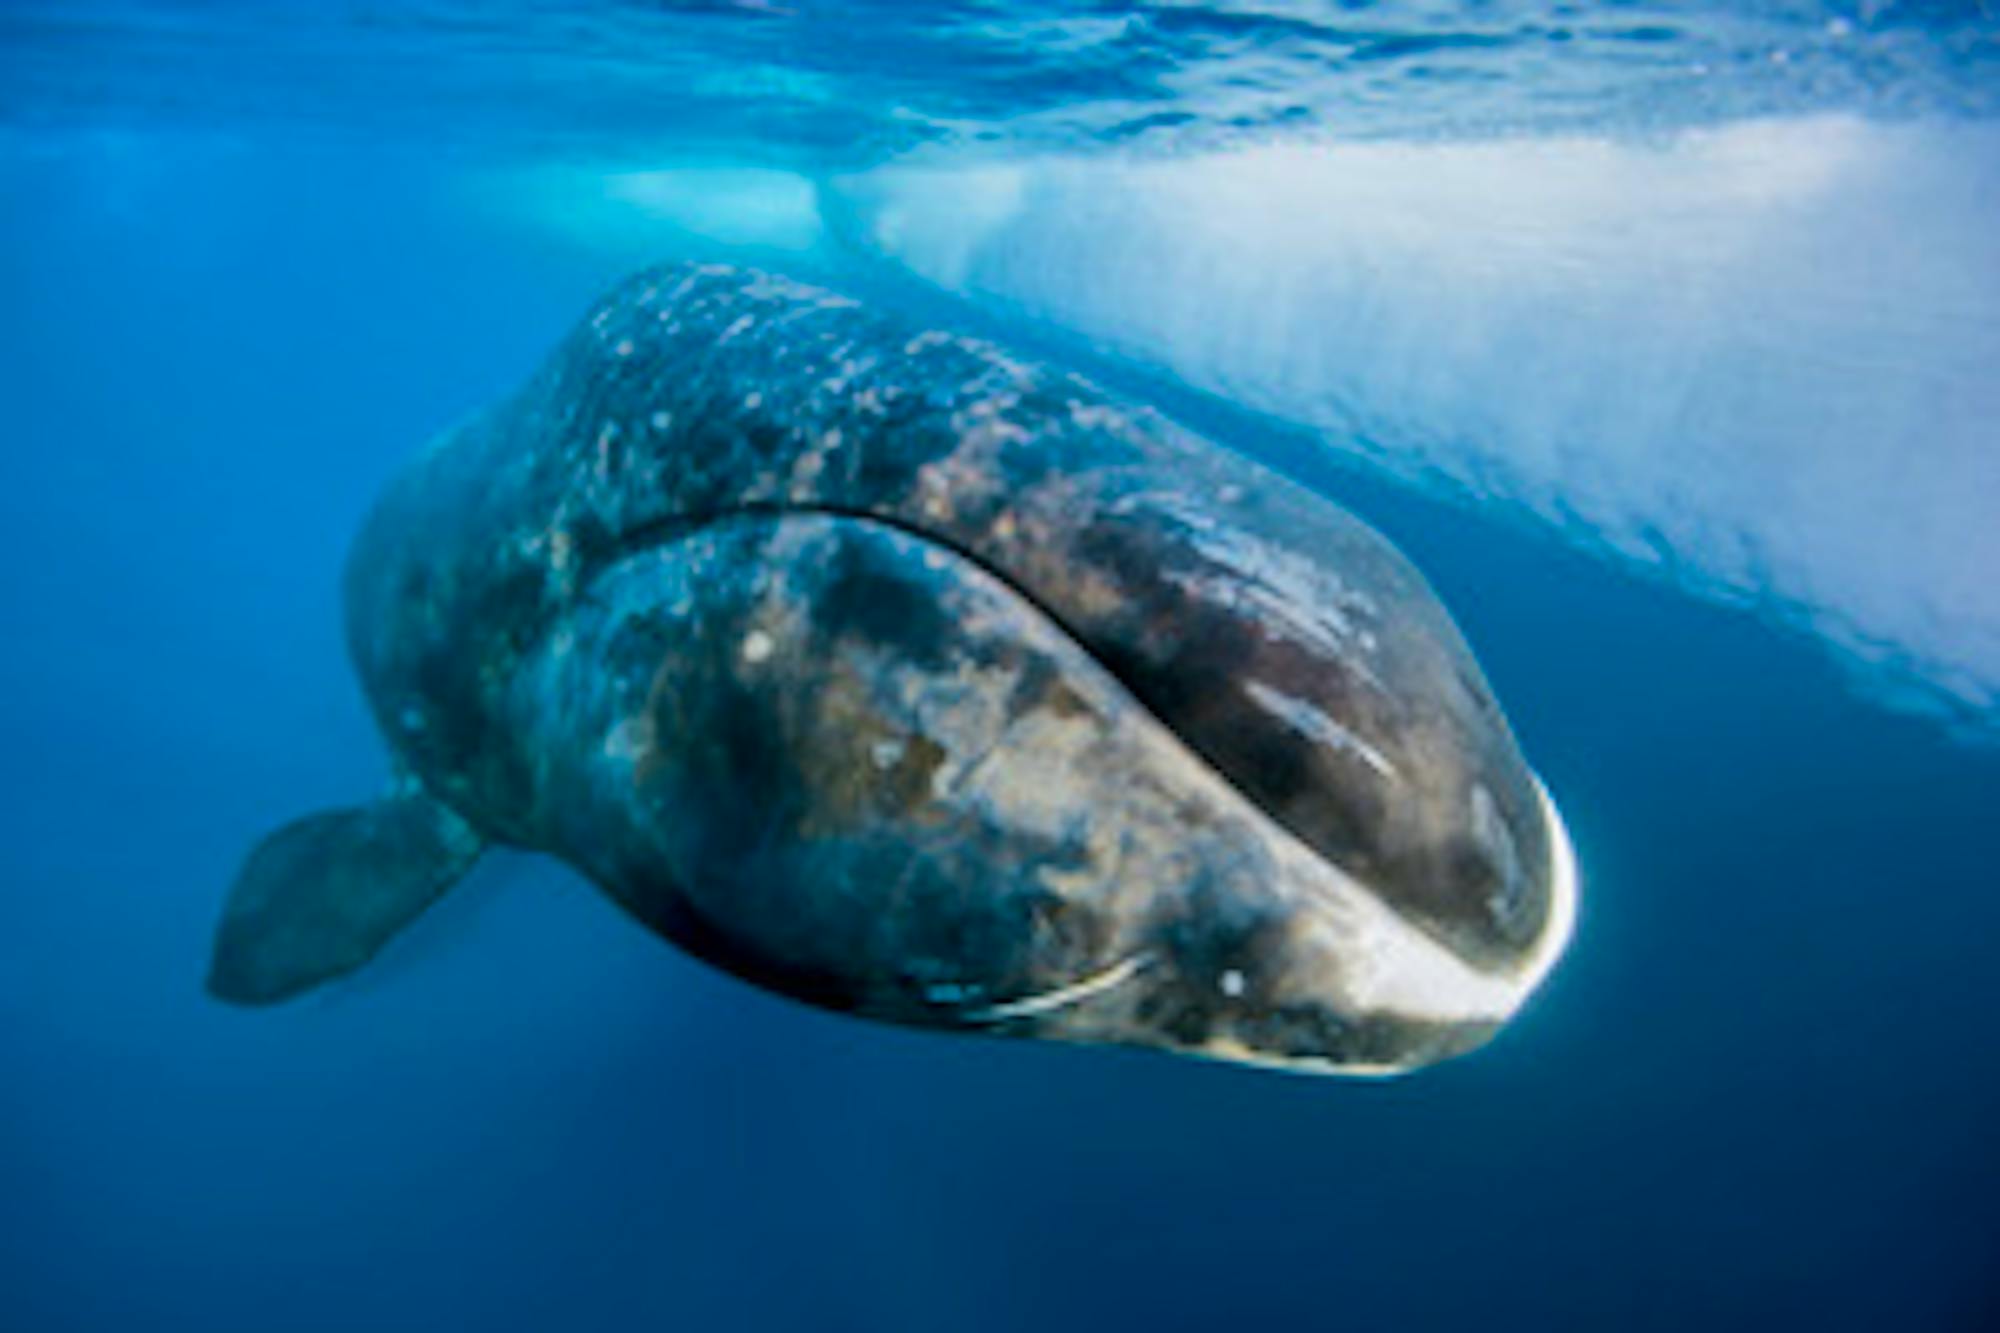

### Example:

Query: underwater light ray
xmin=827 ymin=115 xmax=2000 ymax=732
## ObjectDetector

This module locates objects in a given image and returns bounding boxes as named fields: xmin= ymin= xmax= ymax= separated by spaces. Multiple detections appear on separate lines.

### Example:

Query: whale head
xmin=503 ymin=508 xmax=1576 ymax=1077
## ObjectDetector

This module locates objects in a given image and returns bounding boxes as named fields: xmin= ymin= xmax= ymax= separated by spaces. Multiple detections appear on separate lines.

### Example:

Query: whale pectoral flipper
xmin=207 ymin=788 xmax=485 ymax=1006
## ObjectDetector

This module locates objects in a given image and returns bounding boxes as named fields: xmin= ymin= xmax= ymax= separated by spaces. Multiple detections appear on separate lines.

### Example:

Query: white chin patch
xmin=1518 ymin=773 xmax=1581 ymax=1001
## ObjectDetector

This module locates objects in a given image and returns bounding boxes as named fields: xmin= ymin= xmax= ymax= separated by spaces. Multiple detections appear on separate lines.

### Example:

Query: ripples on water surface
xmin=4 ymin=2 xmax=1997 ymax=158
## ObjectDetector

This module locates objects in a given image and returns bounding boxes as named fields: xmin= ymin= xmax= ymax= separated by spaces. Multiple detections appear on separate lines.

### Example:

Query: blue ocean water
xmin=3 ymin=5 xmax=1998 ymax=1330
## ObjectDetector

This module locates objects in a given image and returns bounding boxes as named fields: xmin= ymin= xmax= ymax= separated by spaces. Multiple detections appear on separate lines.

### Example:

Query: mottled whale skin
xmin=210 ymin=261 xmax=1576 ymax=1076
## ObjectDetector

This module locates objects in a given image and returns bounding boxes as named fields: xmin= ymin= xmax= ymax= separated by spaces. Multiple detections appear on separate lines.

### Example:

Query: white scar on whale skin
xmin=1242 ymin=680 xmax=1399 ymax=783
xmin=1135 ymin=491 xmax=1385 ymax=674
xmin=964 ymin=953 xmax=1153 ymax=1023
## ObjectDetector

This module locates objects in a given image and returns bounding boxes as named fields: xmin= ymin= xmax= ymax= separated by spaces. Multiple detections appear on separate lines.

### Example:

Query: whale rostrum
xmin=209 ymin=262 xmax=1576 ymax=1076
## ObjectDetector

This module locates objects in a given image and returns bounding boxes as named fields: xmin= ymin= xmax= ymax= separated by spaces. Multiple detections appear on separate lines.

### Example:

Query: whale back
xmin=344 ymin=262 xmax=1553 ymax=967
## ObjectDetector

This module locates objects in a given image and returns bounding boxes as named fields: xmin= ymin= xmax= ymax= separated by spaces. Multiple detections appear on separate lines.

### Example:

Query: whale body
xmin=210 ymin=262 xmax=1576 ymax=1076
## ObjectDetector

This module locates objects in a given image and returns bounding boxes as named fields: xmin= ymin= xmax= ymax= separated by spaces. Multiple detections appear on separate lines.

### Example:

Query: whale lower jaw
xmin=1183 ymin=774 xmax=1578 ymax=1080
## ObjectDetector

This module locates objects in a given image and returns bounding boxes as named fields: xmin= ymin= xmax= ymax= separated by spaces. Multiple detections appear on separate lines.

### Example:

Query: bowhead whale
xmin=210 ymin=262 xmax=1576 ymax=1075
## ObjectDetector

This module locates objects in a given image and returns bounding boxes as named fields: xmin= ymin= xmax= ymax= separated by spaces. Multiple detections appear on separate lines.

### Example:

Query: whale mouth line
xmin=577 ymin=498 xmax=1378 ymax=872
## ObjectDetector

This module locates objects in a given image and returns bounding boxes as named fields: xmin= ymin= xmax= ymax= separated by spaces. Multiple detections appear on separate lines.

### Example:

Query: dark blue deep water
xmin=4 ymin=6 xmax=1998 ymax=1331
